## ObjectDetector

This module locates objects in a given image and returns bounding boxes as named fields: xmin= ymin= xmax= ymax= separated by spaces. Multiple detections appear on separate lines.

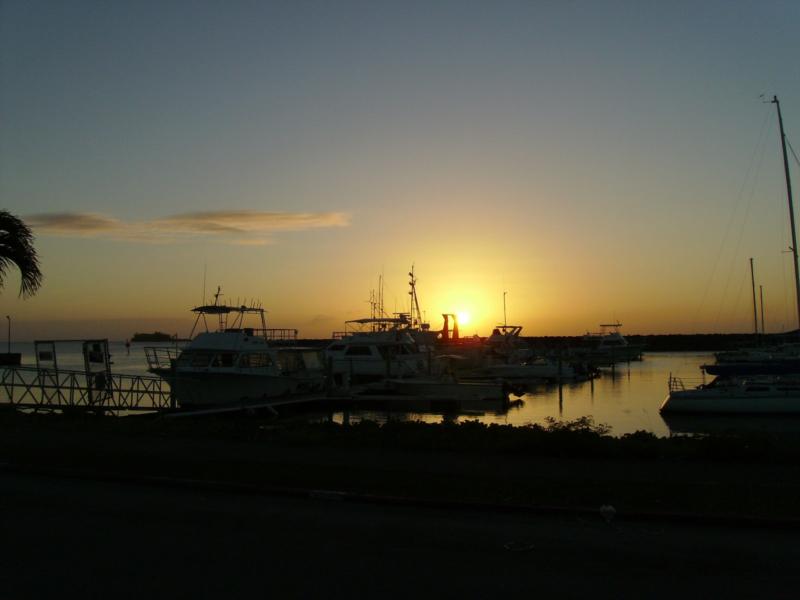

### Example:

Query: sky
xmin=1 ymin=0 xmax=799 ymax=340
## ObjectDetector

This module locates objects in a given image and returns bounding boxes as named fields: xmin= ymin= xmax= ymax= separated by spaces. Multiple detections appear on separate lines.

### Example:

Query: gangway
xmin=0 ymin=339 xmax=174 ymax=414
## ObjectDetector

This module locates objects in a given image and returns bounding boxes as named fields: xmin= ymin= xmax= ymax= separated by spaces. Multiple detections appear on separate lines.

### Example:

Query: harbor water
xmin=5 ymin=343 xmax=800 ymax=437
xmin=333 ymin=351 xmax=713 ymax=437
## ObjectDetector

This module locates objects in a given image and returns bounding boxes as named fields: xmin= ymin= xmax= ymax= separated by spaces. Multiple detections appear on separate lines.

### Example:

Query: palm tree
xmin=0 ymin=210 xmax=42 ymax=297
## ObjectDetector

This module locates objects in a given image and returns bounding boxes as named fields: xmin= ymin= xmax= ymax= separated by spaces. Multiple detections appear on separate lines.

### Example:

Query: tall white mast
xmin=772 ymin=96 xmax=800 ymax=332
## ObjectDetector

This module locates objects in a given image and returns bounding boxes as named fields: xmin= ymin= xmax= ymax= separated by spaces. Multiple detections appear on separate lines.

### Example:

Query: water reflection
xmin=331 ymin=353 xmax=713 ymax=437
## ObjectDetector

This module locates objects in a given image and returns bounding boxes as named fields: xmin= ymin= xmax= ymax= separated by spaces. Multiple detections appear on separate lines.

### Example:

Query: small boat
xmin=370 ymin=377 xmax=507 ymax=403
xmin=570 ymin=323 xmax=644 ymax=367
xmin=660 ymin=374 xmax=800 ymax=414
xmin=702 ymin=343 xmax=800 ymax=376
xmin=146 ymin=289 xmax=325 ymax=407
xmin=467 ymin=357 xmax=576 ymax=382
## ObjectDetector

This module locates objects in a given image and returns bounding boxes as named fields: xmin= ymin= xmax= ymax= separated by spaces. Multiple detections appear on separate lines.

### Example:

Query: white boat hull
xmin=381 ymin=378 xmax=506 ymax=402
xmin=470 ymin=362 xmax=576 ymax=381
xmin=172 ymin=372 xmax=323 ymax=407
xmin=660 ymin=389 xmax=800 ymax=414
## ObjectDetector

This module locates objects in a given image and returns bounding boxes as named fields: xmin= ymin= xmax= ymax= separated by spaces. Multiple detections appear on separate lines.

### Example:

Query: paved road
xmin=1 ymin=471 xmax=798 ymax=599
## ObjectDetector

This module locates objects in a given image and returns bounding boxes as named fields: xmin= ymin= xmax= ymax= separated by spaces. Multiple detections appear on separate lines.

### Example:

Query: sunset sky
xmin=1 ymin=1 xmax=799 ymax=340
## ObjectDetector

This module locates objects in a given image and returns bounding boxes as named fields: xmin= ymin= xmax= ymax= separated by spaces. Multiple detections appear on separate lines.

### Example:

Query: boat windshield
xmin=211 ymin=353 xmax=237 ymax=368
xmin=177 ymin=350 xmax=213 ymax=368
xmin=302 ymin=350 xmax=324 ymax=371
xmin=238 ymin=353 xmax=273 ymax=368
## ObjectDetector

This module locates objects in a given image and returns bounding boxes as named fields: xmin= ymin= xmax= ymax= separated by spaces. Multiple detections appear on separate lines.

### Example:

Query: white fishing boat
xmin=146 ymin=289 xmax=325 ymax=407
xmin=327 ymin=267 xmax=435 ymax=384
xmin=660 ymin=375 xmax=800 ymax=414
xmin=326 ymin=324 xmax=429 ymax=384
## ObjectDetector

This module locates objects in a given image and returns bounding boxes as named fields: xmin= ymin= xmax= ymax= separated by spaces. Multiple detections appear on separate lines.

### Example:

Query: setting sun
xmin=457 ymin=311 xmax=471 ymax=326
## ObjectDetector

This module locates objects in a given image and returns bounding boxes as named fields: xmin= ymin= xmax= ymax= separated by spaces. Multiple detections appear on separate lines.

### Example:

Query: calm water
xmin=6 ymin=343 xmax=798 ymax=437
xmin=334 ymin=352 xmax=712 ymax=437
xmin=6 ymin=340 xmax=165 ymax=376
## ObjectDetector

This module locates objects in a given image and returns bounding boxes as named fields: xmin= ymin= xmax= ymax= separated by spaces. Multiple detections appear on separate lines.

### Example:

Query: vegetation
xmin=0 ymin=210 xmax=42 ymax=297
xmin=3 ymin=411 xmax=799 ymax=519
xmin=8 ymin=410 xmax=795 ymax=464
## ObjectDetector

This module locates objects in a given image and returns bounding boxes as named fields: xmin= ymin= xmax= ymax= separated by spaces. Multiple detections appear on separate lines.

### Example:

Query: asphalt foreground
xmin=2 ymin=413 xmax=800 ymax=598
xmin=2 ymin=470 xmax=799 ymax=600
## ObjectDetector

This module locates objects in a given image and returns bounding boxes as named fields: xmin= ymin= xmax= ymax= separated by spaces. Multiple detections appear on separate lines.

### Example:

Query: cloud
xmin=150 ymin=211 xmax=349 ymax=235
xmin=26 ymin=212 xmax=124 ymax=234
xmin=26 ymin=210 xmax=350 ymax=245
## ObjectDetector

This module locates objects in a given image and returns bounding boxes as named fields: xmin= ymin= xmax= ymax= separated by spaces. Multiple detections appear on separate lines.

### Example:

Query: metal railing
xmin=264 ymin=328 xmax=298 ymax=341
xmin=144 ymin=346 xmax=180 ymax=372
xmin=0 ymin=366 xmax=174 ymax=413
xmin=668 ymin=374 xmax=706 ymax=393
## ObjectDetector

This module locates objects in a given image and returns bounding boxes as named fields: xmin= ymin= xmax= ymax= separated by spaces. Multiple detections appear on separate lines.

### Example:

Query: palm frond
xmin=0 ymin=210 xmax=43 ymax=298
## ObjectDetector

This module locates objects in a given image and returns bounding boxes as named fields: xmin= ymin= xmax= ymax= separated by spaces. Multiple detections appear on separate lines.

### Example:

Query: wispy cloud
xmin=26 ymin=210 xmax=350 ymax=245
xmin=26 ymin=212 xmax=124 ymax=234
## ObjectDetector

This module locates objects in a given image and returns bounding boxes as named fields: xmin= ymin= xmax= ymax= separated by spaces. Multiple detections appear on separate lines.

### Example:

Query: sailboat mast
xmin=750 ymin=258 xmax=758 ymax=336
xmin=772 ymin=95 xmax=800 ymax=331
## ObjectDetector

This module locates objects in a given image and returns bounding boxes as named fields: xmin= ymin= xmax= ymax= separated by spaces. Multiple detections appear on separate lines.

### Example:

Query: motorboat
xmin=660 ymin=374 xmax=800 ymax=414
xmin=326 ymin=323 xmax=429 ymax=384
xmin=326 ymin=267 xmax=436 ymax=384
xmin=146 ymin=289 xmax=325 ymax=407
xmin=570 ymin=323 xmax=644 ymax=366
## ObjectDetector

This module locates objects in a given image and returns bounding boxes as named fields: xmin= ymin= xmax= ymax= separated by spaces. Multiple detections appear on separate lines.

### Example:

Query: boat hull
xmin=381 ymin=378 xmax=507 ymax=402
xmin=702 ymin=360 xmax=800 ymax=376
xmin=469 ymin=362 xmax=576 ymax=381
xmin=171 ymin=372 xmax=324 ymax=407
xmin=660 ymin=390 xmax=800 ymax=414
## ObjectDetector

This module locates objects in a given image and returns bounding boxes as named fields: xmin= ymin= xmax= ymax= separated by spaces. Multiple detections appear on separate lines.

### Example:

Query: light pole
xmin=6 ymin=315 xmax=10 ymax=353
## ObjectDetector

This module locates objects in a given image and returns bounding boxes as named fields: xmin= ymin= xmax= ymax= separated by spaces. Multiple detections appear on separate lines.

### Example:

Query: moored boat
xmin=660 ymin=374 xmax=800 ymax=414
xmin=569 ymin=323 xmax=644 ymax=367
xmin=146 ymin=289 xmax=325 ymax=407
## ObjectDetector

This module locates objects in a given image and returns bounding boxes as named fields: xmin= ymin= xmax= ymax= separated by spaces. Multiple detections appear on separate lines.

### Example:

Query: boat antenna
xmin=770 ymin=95 xmax=800 ymax=333
xmin=409 ymin=264 xmax=423 ymax=328
xmin=202 ymin=262 xmax=207 ymax=306
xmin=503 ymin=291 xmax=508 ymax=327
xmin=760 ymin=284 xmax=766 ymax=335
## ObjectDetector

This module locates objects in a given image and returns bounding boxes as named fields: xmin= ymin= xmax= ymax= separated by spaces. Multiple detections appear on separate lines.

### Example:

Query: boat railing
xmin=668 ymin=374 xmax=706 ymax=392
xmin=668 ymin=375 xmax=685 ymax=392
xmin=144 ymin=346 xmax=181 ymax=372
xmin=217 ymin=328 xmax=299 ymax=341
xmin=263 ymin=328 xmax=298 ymax=341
